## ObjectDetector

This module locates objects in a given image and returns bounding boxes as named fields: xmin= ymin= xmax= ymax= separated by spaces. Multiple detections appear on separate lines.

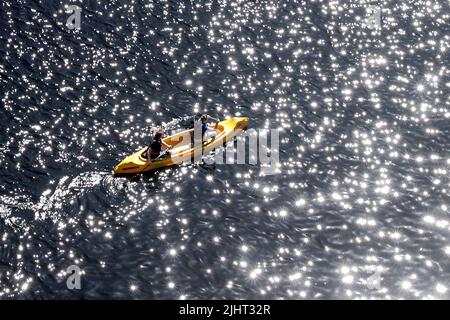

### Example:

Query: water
xmin=0 ymin=0 xmax=449 ymax=299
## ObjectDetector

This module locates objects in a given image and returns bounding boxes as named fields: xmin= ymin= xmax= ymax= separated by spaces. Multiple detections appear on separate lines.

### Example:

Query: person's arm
xmin=208 ymin=116 xmax=220 ymax=129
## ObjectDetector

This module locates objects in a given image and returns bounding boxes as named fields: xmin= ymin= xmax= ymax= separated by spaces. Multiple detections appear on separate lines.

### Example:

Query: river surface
xmin=1 ymin=0 xmax=450 ymax=299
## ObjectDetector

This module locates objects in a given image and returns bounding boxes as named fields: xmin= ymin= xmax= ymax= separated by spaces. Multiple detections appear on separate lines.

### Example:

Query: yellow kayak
xmin=113 ymin=117 xmax=249 ymax=174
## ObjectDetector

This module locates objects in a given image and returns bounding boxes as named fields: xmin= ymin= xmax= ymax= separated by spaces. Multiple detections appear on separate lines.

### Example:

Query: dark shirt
xmin=149 ymin=138 xmax=162 ymax=159
xmin=201 ymin=123 xmax=208 ymax=135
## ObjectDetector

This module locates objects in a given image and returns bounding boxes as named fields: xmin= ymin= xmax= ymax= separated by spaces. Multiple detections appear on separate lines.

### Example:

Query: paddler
xmin=147 ymin=130 xmax=171 ymax=162
xmin=199 ymin=114 xmax=219 ymax=138
xmin=191 ymin=114 xmax=219 ymax=146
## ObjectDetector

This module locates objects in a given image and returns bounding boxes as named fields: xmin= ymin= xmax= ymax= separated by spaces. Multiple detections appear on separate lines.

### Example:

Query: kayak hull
xmin=113 ymin=117 xmax=249 ymax=174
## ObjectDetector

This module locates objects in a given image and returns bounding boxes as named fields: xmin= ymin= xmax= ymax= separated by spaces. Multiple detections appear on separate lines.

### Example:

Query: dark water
xmin=1 ymin=0 xmax=450 ymax=299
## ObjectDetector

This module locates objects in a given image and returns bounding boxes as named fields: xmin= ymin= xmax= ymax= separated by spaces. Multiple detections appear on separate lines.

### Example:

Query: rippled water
xmin=1 ymin=0 xmax=450 ymax=299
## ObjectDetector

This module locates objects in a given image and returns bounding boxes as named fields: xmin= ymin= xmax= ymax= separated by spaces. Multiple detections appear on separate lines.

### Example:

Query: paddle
xmin=142 ymin=145 xmax=173 ymax=172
